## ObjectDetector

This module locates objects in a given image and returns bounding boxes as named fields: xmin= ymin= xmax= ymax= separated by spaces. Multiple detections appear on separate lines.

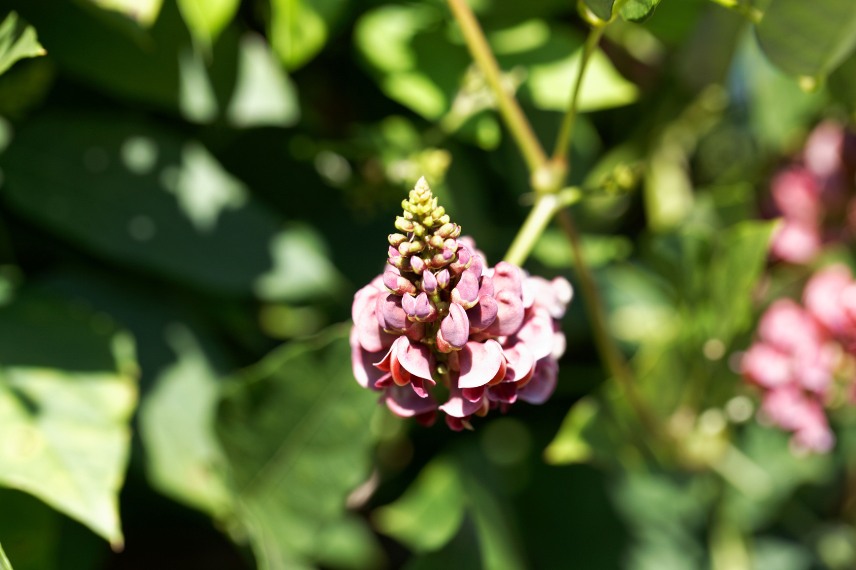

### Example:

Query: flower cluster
xmin=769 ymin=121 xmax=856 ymax=263
xmin=350 ymin=177 xmax=572 ymax=430
xmin=742 ymin=264 xmax=856 ymax=453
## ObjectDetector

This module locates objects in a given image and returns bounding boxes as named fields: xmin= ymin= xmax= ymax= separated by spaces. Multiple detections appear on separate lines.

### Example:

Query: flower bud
xmin=395 ymin=216 xmax=414 ymax=233
xmin=451 ymin=269 xmax=480 ymax=309
xmin=437 ymin=223 xmax=457 ymax=238
xmin=388 ymin=233 xmax=408 ymax=247
xmin=410 ymin=255 xmax=426 ymax=274
xmin=449 ymin=244 xmax=471 ymax=274
xmin=437 ymin=302 xmax=469 ymax=352
xmin=384 ymin=266 xmax=417 ymax=295
xmin=422 ymin=270 xmax=438 ymax=294
xmin=377 ymin=294 xmax=408 ymax=332
xmin=403 ymin=292 xmax=438 ymax=322
xmin=436 ymin=269 xmax=451 ymax=290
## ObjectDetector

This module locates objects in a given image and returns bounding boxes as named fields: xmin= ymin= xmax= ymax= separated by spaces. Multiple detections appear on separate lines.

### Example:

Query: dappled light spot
xmin=121 ymin=136 xmax=158 ymax=175
xmin=161 ymin=143 xmax=247 ymax=233
xmin=314 ymin=150 xmax=351 ymax=186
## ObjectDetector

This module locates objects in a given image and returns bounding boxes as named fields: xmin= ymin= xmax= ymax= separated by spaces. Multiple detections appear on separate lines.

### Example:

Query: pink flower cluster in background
xmin=742 ymin=264 xmax=856 ymax=453
xmin=769 ymin=121 xmax=856 ymax=263
xmin=351 ymin=178 xmax=572 ymax=430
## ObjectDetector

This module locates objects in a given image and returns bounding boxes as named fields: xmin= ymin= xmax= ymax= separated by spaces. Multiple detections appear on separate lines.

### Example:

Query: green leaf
xmin=373 ymin=458 xmax=466 ymax=553
xmin=138 ymin=325 xmax=231 ymax=516
xmin=270 ymin=0 xmax=348 ymax=71
xmin=0 ymin=489 xmax=61 ymax=570
xmin=88 ymin=0 xmax=164 ymax=26
xmin=543 ymin=398 xmax=600 ymax=464
xmin=0 ymin=114 xmax=340 ymax=300
xmin=177 ymin=0 xmax=239 ymax=48
xmin=584 ymin=0 xmax=615 ymax=21
xmin=620 ymin=0 xmax=663 ymax=22
xmin=226 ymin=33 xmax=300 ymax=128
xmin=0 ymin=542 xmax=12 ymax=570
xmin=524 ymin=46 xmax=639 ymax=112
xmin=755 ymin=0 xmax=856 ymax=80
xmin=0 ymin=291 xmax=137 ymax=547
xmin=708 ymin=220 xmax=777 ymax=343
xmin=828 ymin=49 xmax=856 ymax=111
xmin=0 ymin=12 xmax=45 ymax=77
xmin=216 ymin=326 xmax=380 ymax=570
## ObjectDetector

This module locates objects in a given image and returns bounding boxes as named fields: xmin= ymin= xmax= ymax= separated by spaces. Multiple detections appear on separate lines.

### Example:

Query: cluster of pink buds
xmin=350 ymin=177 xmax=572 ymax=430
xmin=769 ymin=121 xmax=856 ymax=263
xmin=742 ymin=264 xmax=856 ymax=453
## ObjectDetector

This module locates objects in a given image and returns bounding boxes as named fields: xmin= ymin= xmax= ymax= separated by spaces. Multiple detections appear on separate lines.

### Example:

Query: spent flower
xmin=350 ymin=177 xmax=572 ymax=429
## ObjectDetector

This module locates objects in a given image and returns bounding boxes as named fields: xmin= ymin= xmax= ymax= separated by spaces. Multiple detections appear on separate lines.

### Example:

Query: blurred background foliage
xmin=0 ymin=0 xmax=854 ymax=568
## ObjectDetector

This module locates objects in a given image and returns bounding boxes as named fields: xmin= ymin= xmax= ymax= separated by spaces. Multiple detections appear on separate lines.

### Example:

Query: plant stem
xmin=556 ymin=208 xmax=664 ymax=441
xmin=446 ymin=0 xmax=548 ymax=173
xmin=504 ymin=193 xmax=562 ymax=266
xmin=551 ymin=25 xmax=605 ymax=165
xmin=447 ymin=0 xmax=663 ymax=446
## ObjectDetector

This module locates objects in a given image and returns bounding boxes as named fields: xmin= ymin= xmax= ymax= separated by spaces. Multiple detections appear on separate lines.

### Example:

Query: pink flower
xmin=350 ymin=178 xmax=572 ymax=429
xmin=770 ymin=220 xmax=821 ymax=264
xmin=743 ymin=297 xmax=840 ymax=453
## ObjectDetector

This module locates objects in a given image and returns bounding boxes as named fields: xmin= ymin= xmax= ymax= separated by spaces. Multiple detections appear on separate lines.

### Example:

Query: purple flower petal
xmin=440 ymin=382 xmax=486 ymax=417
xmin=502 ymin=340 xmax=535 ymax=384
xmin=377 ymin=293 xmax=408 ymax=332
xmin=350 ymin=327 xmax=387 ymax=389
xmin=383 ymin=266 xmax=417 ymax=295
xmin=488 ymin=382 xmax=518 ymax=404
xmin=397 ymin=337 xmax=434 ymax=381
xmin=458 ymin=340 xmax=505 ymax=389
xmin=492 ymin=262 xmax=523 ymax=298
xmin=384 ymin=385 xmax=438 ymax=418
xmin=436 ymin=269 xmax=451 ymax=290
xmin=451 ymin=268 xmax=480 ymax=309
xmin=438 ymin=302 xmax=470 ymax=351
xmin=422 ymin=270 xmax=438 ymax=294
xmin=515 ymin=307 xmax=556 ymax=360
xmin=403 ymin=292 xmax=437 ymax=322
xmin=484 ymin=290 xmax=525 ymax=337
xmin=466 ymin=295 xmax=498 ymax=333
xmin=517 ymin=358 xmax=558 ymax=405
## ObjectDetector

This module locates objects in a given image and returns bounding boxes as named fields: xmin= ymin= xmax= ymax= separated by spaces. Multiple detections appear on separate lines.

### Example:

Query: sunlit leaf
xmin=1 ymin=114 xmax=340 ymax=301
xmin=524 ymin=46 xmax=639 ymax=112
xmin=0 ymin=12 xmax=45 ymax=77
xmin=0 ymin=541 xmax=12 ymax=570
xmin=755 ymin=0 xmax=856 ymax=80
xmin=0 ymin=291 xmax=137 ymax=547
xmin=543 ymin=398 xmax=599 ymax=464
xmin=620 ymin=0 xmax=663 ymax=22
xmin=216 ymin=326 xmax=380 ymax=569
xmin=89 ymin=0 xmax=164 ymax=26
xmin=583 ymin=0 xmax=615 ymax=21
xmin=373 ymin=458 xmax=466 ymax=552
xmin=177 ymin=0 xmax=239 ymax=48
xmin=227 ymin=33 xmax=300 ymax=128
xmin=138 ymin=325 xmax=231 ymax=517
xmin=270 ymin=0 xmax=348 ymax=71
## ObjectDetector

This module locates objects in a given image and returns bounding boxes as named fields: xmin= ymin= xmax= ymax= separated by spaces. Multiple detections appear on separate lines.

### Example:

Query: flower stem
xmin=551 ymin=24 xmax=605 ymax=165
xmin=446 ymin=0 xmax=548 ymax=173
xmin=555 ymin=208 xmax=665 ymax=441
xmin=447 ymin=0 xmax=663 ymax=446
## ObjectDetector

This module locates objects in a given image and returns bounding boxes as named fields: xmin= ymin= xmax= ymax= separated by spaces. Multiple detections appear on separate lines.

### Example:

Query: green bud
xmin=395 ymin=217 xmax=415 ymax=233
xmin=388 ymin=233 xmax=408 ymax=246
xmin=428 ymin=234 xmax=445 ymax=249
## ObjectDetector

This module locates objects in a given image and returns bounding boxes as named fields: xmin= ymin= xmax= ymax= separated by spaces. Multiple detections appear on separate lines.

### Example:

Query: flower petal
xmin=458 ymin=340 xmax=505 ymax=388
xmin=384 ymin=385 xmax=438 ymax=418
xmin=518 ymin=358 xmax=558 ymax=405
xmin=439 ymin=382 xmax=485 ymax=417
